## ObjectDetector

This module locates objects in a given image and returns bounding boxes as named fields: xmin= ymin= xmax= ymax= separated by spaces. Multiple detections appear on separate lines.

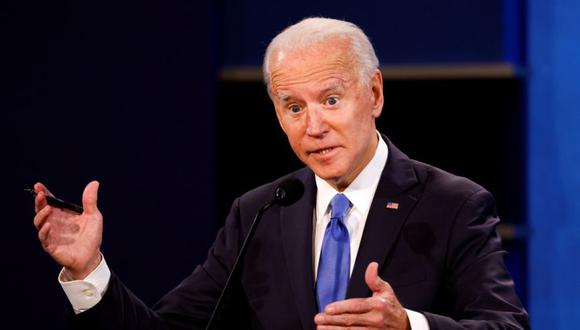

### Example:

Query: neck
xmin=326 ymin=132 xmax=379 ymax=192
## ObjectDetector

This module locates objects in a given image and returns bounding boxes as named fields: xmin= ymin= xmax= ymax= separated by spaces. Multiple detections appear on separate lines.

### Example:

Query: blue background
xmin=2 ymin=0 xmax=578 ymax=329
xmin=528 ymin=0 xmax=580 ymax=328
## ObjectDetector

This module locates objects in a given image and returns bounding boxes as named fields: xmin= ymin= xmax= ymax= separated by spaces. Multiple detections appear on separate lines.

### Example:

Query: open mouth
xmin=310 ymin=147 xmax=336 ymax=155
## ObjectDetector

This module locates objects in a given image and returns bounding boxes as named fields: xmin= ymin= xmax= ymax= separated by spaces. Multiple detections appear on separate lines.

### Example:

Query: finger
xmin=34 ymin=190 xmax=48 ymax=213
xmin=365 ymin=261 xmax=393 ymax=295
xmin=317 ymin=325 xmax=367 ymax=330
xmin=38 ymin=221 xmax=51 ymax=245
xmin=316 ymin=311 xmax=379 ymax=327
xmin=324 ymin=298 xmax=372 ymax=315
xmin=82 ymin=181 xmax=100 ymax=214
xmin=34 ymin=206 xmax=53 ymax=230
xmin=34 ymin=182 xmax=54 ymax=197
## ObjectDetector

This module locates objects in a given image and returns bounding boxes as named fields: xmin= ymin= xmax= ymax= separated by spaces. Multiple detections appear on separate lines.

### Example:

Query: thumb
xmin=365 ymin=262 xmax=392 ymax=296
xmin=82 ymin=181 xmax=100 ymax=214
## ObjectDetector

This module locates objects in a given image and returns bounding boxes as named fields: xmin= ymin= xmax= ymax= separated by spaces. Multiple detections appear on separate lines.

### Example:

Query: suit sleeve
xmin=422 ymin=189 xmax=530 ymax=330
xmin=64 ymin=197 xmax=248 ymax=330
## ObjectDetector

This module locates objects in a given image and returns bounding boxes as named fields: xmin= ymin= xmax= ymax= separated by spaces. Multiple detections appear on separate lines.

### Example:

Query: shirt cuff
xmin=405 ymin=308 xmax=430 ymax=330
xmin=58 ymin=255 xmax=111 ymax=314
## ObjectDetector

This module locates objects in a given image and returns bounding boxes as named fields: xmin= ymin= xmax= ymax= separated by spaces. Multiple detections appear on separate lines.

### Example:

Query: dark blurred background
xmin=2 ymin=0 xmax=579 ymax=329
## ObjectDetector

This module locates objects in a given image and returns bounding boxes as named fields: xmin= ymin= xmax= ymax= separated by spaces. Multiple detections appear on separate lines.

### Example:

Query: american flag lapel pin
xmin=386 ymin=201 xmax=399 ymax=210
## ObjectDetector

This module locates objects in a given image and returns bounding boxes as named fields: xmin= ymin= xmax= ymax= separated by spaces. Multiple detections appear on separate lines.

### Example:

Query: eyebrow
xmin=278 ymin=94 xmax=292 ymax=102
xmin=275 ymin=79 xmax=347 ymax=102
xmin=320 ymin=81 xmax=345 ymax=95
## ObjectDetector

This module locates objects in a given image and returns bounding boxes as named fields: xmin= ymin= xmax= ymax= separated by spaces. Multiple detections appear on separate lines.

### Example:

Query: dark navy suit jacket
xmin=65 ymin=137 xmax=529 ymax=329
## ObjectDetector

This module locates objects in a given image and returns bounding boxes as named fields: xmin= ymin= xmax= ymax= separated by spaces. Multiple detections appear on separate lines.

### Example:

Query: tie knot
xmin=330 ymin=193 xmax=351 ymax=220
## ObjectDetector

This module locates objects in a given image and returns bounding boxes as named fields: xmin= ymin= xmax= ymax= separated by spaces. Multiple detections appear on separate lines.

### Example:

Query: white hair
xmin=263 ymin=17 xmax=379 ymax=91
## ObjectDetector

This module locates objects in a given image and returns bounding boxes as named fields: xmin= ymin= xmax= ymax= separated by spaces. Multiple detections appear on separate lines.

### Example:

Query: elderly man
xmin=33 ymin=18 xmax=529 ymax=329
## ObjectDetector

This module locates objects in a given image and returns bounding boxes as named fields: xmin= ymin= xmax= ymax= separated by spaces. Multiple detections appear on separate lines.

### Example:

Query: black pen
xmin=25 ymin=188 xmax=84 ymax=214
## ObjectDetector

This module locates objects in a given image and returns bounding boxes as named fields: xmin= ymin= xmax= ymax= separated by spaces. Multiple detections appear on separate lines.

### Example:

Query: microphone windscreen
xmin=274 ymin=178 xmax=304 ymax=206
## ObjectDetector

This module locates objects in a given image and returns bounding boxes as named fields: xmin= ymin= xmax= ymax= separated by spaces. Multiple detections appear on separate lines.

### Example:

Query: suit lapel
xmin=279 ymin=169 xmax=317 ymax=330
xmin=347 ymin=138 xmax=420 ymax=298
xmin=278 ymin=138 xmax=422 ymax=325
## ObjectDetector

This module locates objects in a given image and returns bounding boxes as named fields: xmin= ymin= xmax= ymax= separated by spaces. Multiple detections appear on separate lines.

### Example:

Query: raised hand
xmin=314 ymin=262 xmax=410 ymax=330
xmin=33 ymin=181 xmax=103 ymax=280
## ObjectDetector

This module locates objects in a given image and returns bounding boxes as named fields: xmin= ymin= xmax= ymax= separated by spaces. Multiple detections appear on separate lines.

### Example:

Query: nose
xmin=305 ymin=106 xmax=328 ymax=137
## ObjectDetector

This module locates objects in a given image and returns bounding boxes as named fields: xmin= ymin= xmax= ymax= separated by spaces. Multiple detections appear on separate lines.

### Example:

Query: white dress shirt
xmin=313 ymin=134 xmax=428 ymax=329
xmin=313 ymin=133 xmax=388 ymax=279
xmin=59 ymin=133 xmax=429 ymax=329
xmin=59 ymin=254 xmax=110 ymax=314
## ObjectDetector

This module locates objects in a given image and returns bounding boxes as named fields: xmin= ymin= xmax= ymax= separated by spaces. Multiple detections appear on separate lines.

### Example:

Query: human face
xmin=269 ymin=38 xmax=384 ymax=191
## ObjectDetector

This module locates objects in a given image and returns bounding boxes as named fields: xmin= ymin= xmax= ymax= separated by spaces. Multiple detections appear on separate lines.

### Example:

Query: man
xmin=33 ymin=18 xmax=529 ymax=329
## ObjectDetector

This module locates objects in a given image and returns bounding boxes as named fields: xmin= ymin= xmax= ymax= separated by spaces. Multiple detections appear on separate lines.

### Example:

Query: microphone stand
xmin=205 ymin=178 xmax=303 ymax=329
xmin=204 ymin=200 xmax=275 ymax=330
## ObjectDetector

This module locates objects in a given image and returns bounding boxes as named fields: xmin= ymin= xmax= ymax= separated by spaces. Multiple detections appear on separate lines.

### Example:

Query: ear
xmin=369 ymin=69 xmax=384 ymax=118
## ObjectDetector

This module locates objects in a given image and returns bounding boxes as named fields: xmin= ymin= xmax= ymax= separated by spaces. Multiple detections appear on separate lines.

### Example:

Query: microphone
xmin=205 ymin=178 xmax=304 ymax=330
xmin=274 ymin=177 xmax=304 ymax=206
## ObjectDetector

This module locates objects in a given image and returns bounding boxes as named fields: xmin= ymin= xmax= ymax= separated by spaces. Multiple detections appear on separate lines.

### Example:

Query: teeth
xmin=320 ymin=148 xmax=332 ymax=155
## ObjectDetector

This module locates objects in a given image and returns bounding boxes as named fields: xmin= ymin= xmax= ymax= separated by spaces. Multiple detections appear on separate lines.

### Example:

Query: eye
xmin=326 ymin=97 xmax=339 ymax=106
xmin=289 ymin=104 xmax=302 ymax=113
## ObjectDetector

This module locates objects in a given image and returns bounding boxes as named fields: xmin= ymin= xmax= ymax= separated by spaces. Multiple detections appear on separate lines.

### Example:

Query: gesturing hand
xmin=314 ymin=262 xmax=410 ymax=330
xmin=33 ymin=181 xmax=103 ymax=280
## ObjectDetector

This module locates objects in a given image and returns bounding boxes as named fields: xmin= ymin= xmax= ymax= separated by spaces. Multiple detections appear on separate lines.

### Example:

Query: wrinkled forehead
xmin=268 ymin=39 xmax=357 ymax=94
xmin=275 ymin=78 xmax=349 ymax=102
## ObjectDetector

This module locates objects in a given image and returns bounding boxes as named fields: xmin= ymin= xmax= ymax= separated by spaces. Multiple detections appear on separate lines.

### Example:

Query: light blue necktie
xmin=316 ymin=193 xmax=351 ymax=312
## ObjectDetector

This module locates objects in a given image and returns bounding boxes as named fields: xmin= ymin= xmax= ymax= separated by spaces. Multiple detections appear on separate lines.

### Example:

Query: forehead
xmin=269 ymin=38 xmax=356 ymax=95
xmin=276 ymin=78 xmax=348 ymax=102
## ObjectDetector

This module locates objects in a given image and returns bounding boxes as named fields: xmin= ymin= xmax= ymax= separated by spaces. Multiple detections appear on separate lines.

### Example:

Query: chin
xmin=310 ymin=166 xmax=345 ymax=182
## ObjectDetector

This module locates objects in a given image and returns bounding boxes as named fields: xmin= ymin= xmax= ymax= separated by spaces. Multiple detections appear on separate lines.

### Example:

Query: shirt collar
xmin=315 ymin=133 xmax=389 ymax=220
